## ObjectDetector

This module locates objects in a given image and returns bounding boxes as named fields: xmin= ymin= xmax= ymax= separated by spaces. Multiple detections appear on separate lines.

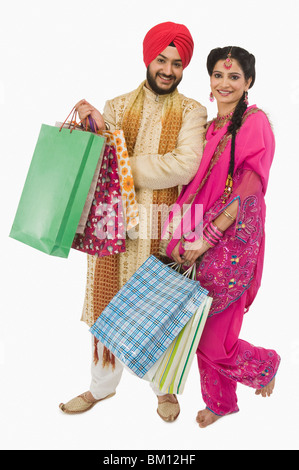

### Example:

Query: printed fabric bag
xmin=9 ymin=113 xmax=106 ymax=258
xmin=80 ymin=117 xmax=139 ymax=234
xmin=72 ymin=143 xmax=127 ymax=257
xmin=103 ymin=130 xmax=139 ymax=232
xmin=90 ymin=255 xmax=210 ymax=379
xmin=72 ymin=117 xmax=139 ymax=257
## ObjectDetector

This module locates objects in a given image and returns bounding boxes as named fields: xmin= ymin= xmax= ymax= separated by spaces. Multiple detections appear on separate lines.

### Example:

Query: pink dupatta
xmin=162 ymin=106 xmax=275 ymax=315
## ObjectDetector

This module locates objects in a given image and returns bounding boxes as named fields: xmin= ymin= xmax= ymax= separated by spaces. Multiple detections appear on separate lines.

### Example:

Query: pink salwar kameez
xmin=197 ymin=293 xmax=280 ymax=416
xmin=163 ymin=106 xmax=281 ymax=416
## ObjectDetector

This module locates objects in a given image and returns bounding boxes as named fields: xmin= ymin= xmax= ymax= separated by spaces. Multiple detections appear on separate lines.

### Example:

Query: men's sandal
xmin=157 ymin=395 xmax=180 ymax=422
xmin=59 ymin=391 xmax=116 ymax=414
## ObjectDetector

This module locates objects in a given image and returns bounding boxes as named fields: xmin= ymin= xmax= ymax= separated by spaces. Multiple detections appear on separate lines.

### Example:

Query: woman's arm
xmin=171 ymin=111 xmax=275 ymax=266
xmin=172 ymin=199 xmax=238 ymax=265
xmin=212 ymin=198 xmax=239 ymax=231
xmin=173 ymin=168 xmax=265 ymax=265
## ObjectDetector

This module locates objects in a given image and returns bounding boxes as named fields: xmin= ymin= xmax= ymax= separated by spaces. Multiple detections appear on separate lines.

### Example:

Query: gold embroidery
xmin=178 ymin=108 xmax=261 ymax=206
xmin=197 ymin=107 xmax=261 ymax=198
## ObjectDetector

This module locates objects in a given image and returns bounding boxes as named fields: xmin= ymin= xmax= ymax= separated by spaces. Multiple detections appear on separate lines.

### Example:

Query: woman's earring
xmin=244 ymin=91 xmax=249 ymax=105
xmin=209 ymin=92 xmax=215 ymax=102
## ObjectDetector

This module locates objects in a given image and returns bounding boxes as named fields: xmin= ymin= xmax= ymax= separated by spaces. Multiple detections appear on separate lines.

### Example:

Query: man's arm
xmin=102 ymin=99 xmax=117 ymax=131
xmin=129 ymin=105 xmax=207 ymax=190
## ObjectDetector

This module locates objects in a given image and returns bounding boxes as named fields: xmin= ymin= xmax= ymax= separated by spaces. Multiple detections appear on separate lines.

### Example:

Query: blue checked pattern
xmin=90 ymin=255 xmax=209 ymax=378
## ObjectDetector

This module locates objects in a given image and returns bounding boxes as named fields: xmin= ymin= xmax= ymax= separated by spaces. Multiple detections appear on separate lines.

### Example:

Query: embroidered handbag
xmin=90 ymin=255 xmax=210 ymax=379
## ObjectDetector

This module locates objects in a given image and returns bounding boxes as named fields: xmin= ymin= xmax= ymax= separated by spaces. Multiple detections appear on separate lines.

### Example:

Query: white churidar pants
xmin=89 ymin=339 xmax=166 ymax=399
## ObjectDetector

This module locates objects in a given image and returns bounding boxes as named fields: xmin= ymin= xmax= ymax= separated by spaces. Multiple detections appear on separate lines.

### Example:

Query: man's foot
xmin=59 ymin=391 xmax=115 ymax=414
xmin=196 ymin=408 xmax=222 ymax=428
xmin=157 ymin=394 xmax=180 ymax=422
xmin=255 ymin=377 xmax=276 ymax=397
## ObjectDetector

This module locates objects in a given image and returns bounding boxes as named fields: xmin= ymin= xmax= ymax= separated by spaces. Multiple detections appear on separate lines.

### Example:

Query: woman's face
xmin=210 ymin=59 xmax=252 ymax=111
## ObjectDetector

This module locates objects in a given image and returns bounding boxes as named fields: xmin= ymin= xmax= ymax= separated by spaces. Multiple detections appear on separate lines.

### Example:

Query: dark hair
xmin=207 ymin=46 xmax=256 ymax=186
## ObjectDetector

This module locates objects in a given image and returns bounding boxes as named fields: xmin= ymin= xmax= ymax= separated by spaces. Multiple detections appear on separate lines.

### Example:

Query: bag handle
xmin=87 ymin=115 xmax=98 ymax=133
xmin=166 ymin=261 xmax=197 ymax=280
xmin=59 ymin=107 xmax=99 ymax=134
xmin=59 ymin=106 xmax=78 ymax=132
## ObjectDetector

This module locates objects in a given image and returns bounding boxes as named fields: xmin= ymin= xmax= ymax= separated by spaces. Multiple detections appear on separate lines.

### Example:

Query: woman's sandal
xmin=59 ymin=391 xmax=116 ymax=414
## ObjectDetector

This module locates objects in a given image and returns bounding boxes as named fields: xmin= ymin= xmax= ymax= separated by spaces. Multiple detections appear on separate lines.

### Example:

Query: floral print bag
xmin=72 ymin=130 xmax=139 ymax=257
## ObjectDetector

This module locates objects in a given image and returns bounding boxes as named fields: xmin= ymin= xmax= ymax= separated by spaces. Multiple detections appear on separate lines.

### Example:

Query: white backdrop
xmin=0 ymin=0 xmax=298 ymax=451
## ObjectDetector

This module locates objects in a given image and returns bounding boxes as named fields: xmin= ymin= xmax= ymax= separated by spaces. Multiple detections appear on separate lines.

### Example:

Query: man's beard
xmin=146 ymin=67 xmax=182 ymax=95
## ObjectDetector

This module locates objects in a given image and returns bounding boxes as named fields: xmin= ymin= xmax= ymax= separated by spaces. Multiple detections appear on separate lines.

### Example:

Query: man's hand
xmin=75 ymin=99 xmax=106 ymax=131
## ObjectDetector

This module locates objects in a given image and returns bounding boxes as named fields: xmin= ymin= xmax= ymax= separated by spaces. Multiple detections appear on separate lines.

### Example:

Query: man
xmin=59 ymin=22 xmax=207 ymax=422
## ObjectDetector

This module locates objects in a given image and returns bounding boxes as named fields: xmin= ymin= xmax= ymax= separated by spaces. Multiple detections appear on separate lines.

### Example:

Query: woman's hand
xmin=182 ymin=246 xmax=206 ymax=265
xmin=171 ymin=239 xmax=210 ymax=265
xmin=171 ymin=241 xmax=185 ymax=265
xmin=75 ymin=99 xmax=106 ymax=131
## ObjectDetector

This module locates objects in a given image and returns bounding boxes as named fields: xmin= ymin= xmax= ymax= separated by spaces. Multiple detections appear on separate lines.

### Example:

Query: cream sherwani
xmin=82 ymin=86 xmax=207 ymax=328
xmin=84 ymin=85 xmax=207 ymax=399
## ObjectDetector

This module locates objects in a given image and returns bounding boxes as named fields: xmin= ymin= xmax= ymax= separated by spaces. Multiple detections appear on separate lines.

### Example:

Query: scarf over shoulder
xmin=162 ymin=105 xmax=275 ymax=315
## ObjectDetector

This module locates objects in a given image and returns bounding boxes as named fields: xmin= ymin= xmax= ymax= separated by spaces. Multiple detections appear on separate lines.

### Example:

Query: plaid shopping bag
xmin=90 ymin=255 xmax=210 ymax=378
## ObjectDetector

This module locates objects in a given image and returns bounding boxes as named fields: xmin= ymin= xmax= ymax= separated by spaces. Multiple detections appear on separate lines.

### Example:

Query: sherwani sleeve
xmin=102 ymin=99 xmax=117 ymax=131
xmin=129 ymin=105 xmax=207 ymax=190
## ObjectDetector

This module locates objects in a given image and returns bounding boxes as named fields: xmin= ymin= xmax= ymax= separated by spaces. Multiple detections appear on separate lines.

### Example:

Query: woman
xmin=162 ymin=46 xmax=280 ymax=427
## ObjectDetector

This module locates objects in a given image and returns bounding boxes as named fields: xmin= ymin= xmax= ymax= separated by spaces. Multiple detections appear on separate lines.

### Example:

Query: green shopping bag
xmin=9 ymin=123 xmax=106 ymax=258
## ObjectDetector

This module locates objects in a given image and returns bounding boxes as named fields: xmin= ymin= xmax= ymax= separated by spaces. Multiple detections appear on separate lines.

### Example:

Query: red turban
xmin=143 ymin=22 xmax=194 ymax=69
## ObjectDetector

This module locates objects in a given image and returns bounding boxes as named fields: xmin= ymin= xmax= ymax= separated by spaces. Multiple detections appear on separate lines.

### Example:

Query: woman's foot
xmin=196 ymin=378 xmax=277 ymax=427
xmin=196 ymin=408 xmax=222 ymax=428
xmin=255 ymin=377 xmax=275 ymax=397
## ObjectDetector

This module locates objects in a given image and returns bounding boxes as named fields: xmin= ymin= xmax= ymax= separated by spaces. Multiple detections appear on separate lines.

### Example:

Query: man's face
xmin=146 ymin=46 xmax=183 ymax=95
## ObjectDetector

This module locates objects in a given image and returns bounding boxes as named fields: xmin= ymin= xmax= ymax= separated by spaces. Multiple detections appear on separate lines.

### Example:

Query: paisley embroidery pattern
xmin=198 ymin=348 xmax=280 ymax=416
xmin=196 ymin=169 xmax=263 ymax=316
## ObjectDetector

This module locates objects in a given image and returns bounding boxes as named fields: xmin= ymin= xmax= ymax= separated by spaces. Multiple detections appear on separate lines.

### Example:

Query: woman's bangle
xmin=222 ymin=209 xmax=236 ymax=221
xmin=210 ymin=222 xmax=224 ymax=236
xmin=202 ymin=222 xmax=224 ymax=248
xmin=202 ymin=237 xmax=213 ymax=248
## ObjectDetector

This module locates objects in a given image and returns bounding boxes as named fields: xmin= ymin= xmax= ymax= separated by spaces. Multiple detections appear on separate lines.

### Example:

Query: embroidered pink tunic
xmin=162 ymin=106 xmax=281 ymax=416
